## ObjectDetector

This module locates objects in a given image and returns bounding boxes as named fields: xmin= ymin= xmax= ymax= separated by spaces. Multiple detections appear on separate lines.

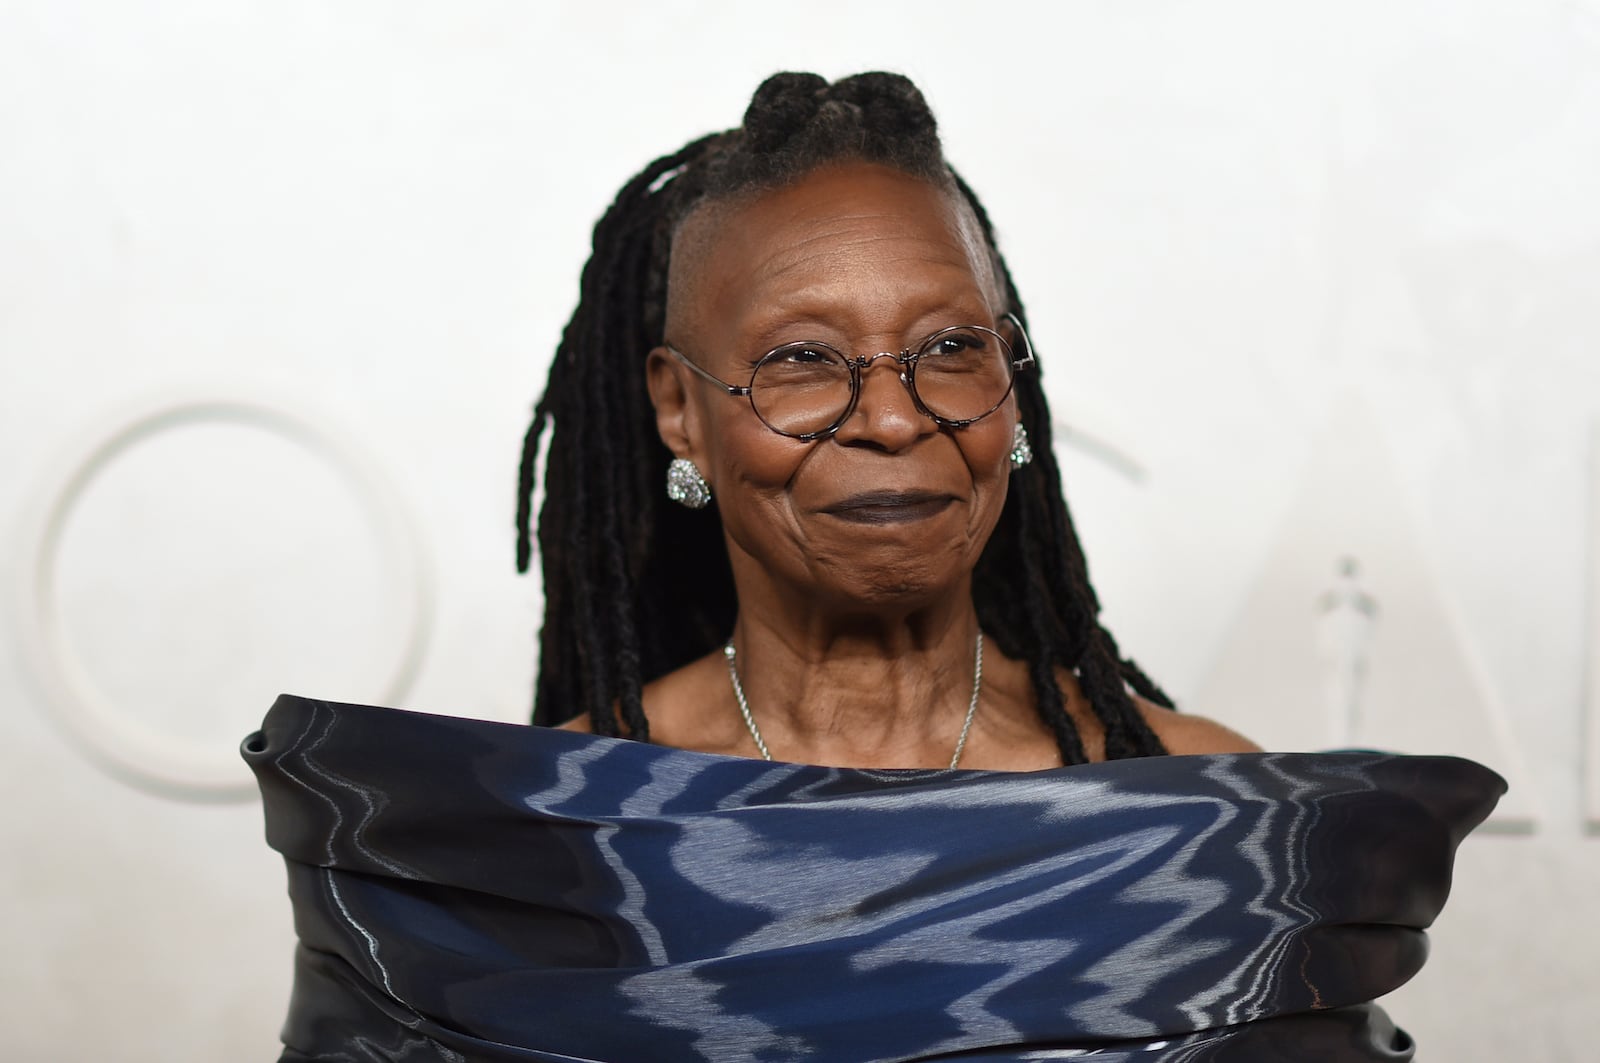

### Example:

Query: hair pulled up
xmin=516 ymin=71 xmax=1170 ymax=763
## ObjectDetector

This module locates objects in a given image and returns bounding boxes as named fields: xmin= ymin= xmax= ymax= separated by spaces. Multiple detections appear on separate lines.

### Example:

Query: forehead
xmin=665 ymin=162 xmax=999 ymax=342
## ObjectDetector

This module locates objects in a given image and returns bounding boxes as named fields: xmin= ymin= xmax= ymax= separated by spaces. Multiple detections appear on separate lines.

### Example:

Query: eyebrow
xmin=733 ymin=294 xmax=998 ymax=353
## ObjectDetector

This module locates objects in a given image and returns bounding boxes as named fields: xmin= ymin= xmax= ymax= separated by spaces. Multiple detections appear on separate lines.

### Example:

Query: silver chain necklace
xmin=721 ymin=633 xmax=984 ymax=769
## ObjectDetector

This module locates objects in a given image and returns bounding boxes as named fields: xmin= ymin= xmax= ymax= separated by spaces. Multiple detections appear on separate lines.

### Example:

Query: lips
xmin=821 ymin=490 xmax=956 ymax=525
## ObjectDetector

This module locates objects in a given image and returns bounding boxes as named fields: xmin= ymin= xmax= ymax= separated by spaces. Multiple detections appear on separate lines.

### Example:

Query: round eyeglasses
xmin=665 ymin=314 xmax=1036 ymax=441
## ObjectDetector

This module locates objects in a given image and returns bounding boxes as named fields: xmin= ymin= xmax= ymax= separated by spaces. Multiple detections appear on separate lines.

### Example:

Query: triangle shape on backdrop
xmin=1194 ymin=395 xmax=1535 ymax=830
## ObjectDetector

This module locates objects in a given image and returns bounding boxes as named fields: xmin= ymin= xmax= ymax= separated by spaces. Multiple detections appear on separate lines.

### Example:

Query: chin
xmin=812 ymin=566 xmax=971 ymax=614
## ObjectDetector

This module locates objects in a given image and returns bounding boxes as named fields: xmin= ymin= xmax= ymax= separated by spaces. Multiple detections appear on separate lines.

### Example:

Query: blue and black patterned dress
xmin=245 ymin=694 xmax=1502 ymax=1062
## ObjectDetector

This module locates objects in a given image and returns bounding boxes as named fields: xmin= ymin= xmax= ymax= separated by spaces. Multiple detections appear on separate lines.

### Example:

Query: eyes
xmin=775 ymin=345 xmax=841 ymax=367
xmin=675 ymin=318 xmax=1025 ymax=436
xmin=753 ymin=327 xmax=994 ymax=370
xmin=923 ymin=330 xmax=990 ymax=360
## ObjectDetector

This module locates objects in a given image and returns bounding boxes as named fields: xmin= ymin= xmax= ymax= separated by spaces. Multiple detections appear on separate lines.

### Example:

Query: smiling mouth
xmin=822 ymin=491 xmax=955 ymax=525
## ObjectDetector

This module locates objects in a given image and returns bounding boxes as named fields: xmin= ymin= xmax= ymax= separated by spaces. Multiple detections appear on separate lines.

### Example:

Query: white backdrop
xmin=2 ymin=2 xmax=1597 ymax=1059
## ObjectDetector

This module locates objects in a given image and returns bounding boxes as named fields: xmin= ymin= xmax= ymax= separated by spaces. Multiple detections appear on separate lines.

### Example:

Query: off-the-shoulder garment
xmin=244 ymin=694 xmax=1504 ymax=1062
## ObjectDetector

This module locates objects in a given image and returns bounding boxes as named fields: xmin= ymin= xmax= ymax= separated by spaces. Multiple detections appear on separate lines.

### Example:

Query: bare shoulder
xmin=554 ymin=713 xmax=595 ymax=734
xmin=1135 ymin=697 xmax=1263 ymax=755
xmin=550 ymin=652 xmax=739 ymax=750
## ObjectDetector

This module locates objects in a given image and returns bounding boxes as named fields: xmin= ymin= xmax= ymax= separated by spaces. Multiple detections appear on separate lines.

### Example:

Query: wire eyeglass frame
xmin=664 ymin=313 xmax=1036 ymax=441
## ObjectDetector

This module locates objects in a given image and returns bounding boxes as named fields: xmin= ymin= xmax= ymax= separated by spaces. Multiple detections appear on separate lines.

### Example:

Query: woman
xmin=247 ymin=73 xmax=1503 ymax=1061
xmin=518 ymin=71 xmax=1253 ymax=770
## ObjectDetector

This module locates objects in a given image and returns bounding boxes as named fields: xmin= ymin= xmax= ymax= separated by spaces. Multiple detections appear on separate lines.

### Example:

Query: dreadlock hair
xmin=516 ymin=71 xmax=1171 ymax=762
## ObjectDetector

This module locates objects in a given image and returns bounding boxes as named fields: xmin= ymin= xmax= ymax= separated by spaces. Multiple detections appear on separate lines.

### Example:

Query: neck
xmin=725 ymin=599 xmax=984 ymax=768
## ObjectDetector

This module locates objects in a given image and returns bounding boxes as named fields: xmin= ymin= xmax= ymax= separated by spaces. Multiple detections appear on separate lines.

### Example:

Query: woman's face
xmin=648 ymin=161 xmax=1018 ymax=613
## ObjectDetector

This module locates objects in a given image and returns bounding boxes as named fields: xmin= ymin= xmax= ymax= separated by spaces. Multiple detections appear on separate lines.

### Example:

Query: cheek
xmin=705 ymin=413 xmax=811 ymax=491
xmin=959 ymin=408 xmax=1020 ymax=538
xmin=702 ymin=416 xmax=825 ymax=578
xmin=965 ymin=405 xmax=1020 ymax=484
xmin=701 ymin=414 xmax=818 ymax=558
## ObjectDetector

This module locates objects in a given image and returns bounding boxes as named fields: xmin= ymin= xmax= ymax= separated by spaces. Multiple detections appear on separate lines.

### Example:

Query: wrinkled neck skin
xmin=722 ymin=541 xmax=987 ymax=768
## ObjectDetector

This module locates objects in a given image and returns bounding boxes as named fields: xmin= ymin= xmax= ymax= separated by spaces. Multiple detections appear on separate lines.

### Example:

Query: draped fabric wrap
xmin=244 ymin=694 xmax=1503 ymax=1063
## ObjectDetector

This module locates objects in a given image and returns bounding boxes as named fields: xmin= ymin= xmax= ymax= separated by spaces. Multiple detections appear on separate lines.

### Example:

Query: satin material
xmin=244 ymin=694 xmax=1504 ymax=1062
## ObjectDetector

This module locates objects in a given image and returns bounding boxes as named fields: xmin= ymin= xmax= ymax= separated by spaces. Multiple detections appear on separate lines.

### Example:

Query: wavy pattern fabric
xmin=244 ymin=694 xmax=1503 ymax=1062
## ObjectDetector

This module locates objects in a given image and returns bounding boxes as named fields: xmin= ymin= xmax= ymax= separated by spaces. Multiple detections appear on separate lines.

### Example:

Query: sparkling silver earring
xmin=666 ymin=457 xmax=712 ymax=508
xmin=1009 ymin=422 xmax=1033 ymax=470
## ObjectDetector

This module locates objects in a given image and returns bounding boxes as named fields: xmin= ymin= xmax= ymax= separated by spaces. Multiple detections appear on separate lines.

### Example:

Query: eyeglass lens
xmin=749 ymin=326 xmax=1016 ymax=437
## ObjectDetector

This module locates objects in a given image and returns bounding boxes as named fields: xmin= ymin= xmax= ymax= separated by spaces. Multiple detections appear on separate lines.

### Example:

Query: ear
xmin=646 ymin=345 xmax=699 ymax=460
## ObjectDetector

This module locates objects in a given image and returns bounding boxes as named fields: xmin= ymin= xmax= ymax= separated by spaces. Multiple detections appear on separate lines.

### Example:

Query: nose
xmin=830 ymin=351 xmax=935 ymax=450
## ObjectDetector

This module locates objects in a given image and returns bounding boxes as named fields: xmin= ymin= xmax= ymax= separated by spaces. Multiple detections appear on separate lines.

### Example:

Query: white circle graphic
xmin=16 ymin=396 xmax=435 ymax=801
